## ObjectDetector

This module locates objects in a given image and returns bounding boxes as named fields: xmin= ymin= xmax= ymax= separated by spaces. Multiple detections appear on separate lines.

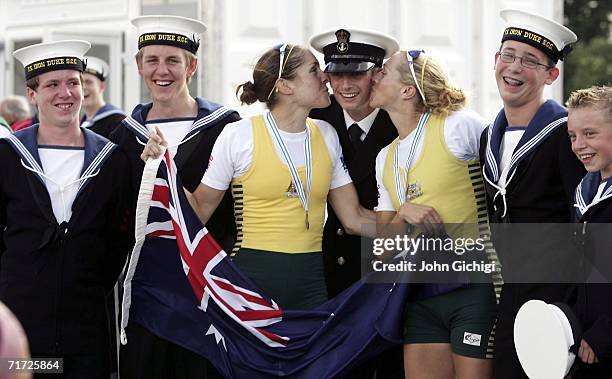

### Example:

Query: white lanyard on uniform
xmin=265 ymin=111 xmax=312 ymax=229
xmin=393 ymin=112 xmax=429 ymax=205
xmin=21 ymin=160 xmax=99 ymax=222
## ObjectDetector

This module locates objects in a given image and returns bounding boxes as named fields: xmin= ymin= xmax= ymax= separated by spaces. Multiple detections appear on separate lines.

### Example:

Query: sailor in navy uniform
xmin=81 ymin=56 xmax=127 ymax=376
xmin=566 ymin=86 xmax=612 ymax=378
xmin=1 ymin=40 xmax=132 ymax=378
xmin=80 ymin=56 xmax=126 ymax=138
xmin=570 ymin=173 xmax=612 ymax=378
xmin=310 ymin=28 xmax=402 ymax=379
xmin=111 ymin=15 xmax=239 ymax=379
xmin=479 ymin=9 xmax=585 ymax=378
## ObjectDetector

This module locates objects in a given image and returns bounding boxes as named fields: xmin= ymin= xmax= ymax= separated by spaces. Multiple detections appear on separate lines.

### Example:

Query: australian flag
xmin=120 ymin=150 xmax=414 ymax=378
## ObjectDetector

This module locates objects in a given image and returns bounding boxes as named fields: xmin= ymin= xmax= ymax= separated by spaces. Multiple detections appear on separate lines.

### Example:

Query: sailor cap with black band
xmin=310 ymin=28 xmax=399 ymax=73
xmin=13 ymin=40 xmax=90 ymax=81
xmin=500 ymin=8 xmax=578 ymax=63
xmin=84 ymin=56 xmax=110 ymax=82
xmin=131 ymin=15 xmax=207 ymax=55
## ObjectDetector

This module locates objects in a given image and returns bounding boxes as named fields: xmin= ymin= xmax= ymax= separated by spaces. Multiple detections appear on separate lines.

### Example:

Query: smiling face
xmin=495 ymin=40 xmax=559 ymax=110
xmin=82 ymin=72 xmax=105 ymax=110
xmin=328 ymin=69 xmax=375 ymax=120
xmin=27 ymin=69 xmax=82 ymax=129
xmin=568 ymin=107 xmax=612 ymax=179
xmin=286 ymin=51 xmax=330 ymax=110
xmin=136 ymin=45 xmax=196 ymax=104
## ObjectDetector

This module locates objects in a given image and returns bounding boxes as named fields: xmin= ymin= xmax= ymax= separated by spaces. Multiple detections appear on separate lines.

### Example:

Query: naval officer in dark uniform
xmin=309 ymin=28 xmax=398 ymax=298
xmin=309 ymin=27 xmax=402 ymax=379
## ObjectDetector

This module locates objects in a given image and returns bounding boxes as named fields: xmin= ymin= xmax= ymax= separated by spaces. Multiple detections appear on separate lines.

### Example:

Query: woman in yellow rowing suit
xmin=142 ymin=44 xmax=374 ymax=310
xmin=370 ymin=50 xmax=497 ymax=379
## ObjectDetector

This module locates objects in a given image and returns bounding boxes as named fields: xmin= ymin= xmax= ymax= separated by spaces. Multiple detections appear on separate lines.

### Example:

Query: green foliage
xmin=564 ymin=0 xmax=611 ymax=99
xmin=564 ymin=37 xmax=612 ymax=99
xmin=565 ymin=0 xmax=612 ymax=41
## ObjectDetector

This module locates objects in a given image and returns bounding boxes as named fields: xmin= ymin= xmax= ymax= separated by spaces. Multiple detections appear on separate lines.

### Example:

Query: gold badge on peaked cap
xmin=335 ymin=29 xmax=350 ymax=53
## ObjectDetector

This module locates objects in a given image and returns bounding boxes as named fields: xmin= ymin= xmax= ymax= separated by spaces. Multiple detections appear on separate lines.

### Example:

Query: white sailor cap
xmin=131 ymin=15 xmax=207 ymax=54
xmin=310 ymin=28 xmax=399 ymax=73
xmin=84 ymin=56 xmax=110 ymax=81
xmin=500 ymin=8 xmax=578 ymax=62
xmin=13 ymin=40 xmax=91 ymax=81
xmin=514 ymin=300 xmax=582 ymax=379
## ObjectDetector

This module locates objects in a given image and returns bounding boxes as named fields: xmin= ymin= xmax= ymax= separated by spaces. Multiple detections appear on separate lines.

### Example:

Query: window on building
xmin=0 ymin=41 xmax=4 ymax=98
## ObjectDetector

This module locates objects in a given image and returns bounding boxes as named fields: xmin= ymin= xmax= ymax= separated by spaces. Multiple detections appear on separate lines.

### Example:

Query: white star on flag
xmin=206 ymin=324 xmax=227 ymax=351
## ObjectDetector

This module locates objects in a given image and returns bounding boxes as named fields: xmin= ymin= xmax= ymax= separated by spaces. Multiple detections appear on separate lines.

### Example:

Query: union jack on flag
xmin=120 ymin=150 xmax=418 ymax=378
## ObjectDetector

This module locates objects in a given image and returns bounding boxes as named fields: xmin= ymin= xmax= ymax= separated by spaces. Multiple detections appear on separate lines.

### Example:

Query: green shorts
xmin=231 ymin=248 xmax=328 ymax=310
xmin=403 ymin=284 xmax=496 ymax=358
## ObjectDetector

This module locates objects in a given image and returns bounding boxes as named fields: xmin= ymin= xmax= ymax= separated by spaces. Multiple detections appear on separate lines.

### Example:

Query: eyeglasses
xmin=405 ymin=50 xmax=427 ymax=106
xmin=498 ymin=51 xmax=550 ymax=70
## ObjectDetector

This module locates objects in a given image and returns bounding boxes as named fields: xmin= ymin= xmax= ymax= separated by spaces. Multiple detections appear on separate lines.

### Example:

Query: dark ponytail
xmin=235 ymin=44 xmax=306 ymax=109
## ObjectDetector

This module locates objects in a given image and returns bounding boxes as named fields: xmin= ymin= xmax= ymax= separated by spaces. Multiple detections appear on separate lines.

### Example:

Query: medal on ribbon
xmin=265 ymin=111 xmax=312 ymax=230
xmin=394 ymin=112 xmax=429 ymax=205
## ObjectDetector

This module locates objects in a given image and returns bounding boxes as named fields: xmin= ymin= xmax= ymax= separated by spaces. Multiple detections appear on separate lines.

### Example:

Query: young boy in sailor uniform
xmin=80 ymin=56 xmax=126 ymax=138
xmin=479 ymin=9 xmax=585 ymax=378
xmin=112 ymin=15 xmax=239 ymax=379
xmin=567 ymin=85 xmax=612 ymax=378
xmin=0 ymin=40 xmax=132 ymax=378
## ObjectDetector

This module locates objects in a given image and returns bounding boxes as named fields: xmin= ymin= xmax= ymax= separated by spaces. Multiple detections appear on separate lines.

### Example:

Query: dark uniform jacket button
xmin=337 ymin=257 xmax=345 ymax=265
xmin=336 ymin=228 xmax=344 ymax=236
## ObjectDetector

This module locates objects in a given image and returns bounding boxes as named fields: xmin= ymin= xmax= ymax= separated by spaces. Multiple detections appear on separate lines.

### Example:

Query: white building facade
xmin=0 ymin=0 xmax=565 ymax=120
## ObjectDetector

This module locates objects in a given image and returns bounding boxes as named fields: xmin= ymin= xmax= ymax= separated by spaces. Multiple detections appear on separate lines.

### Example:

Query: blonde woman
xmin=370 ymin=50 xmax=496 ymax=379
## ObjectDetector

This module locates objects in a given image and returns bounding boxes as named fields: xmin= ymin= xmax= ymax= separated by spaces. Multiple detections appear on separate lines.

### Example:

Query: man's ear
xmin=545 ymin=66 xmax=560 ymax=85
xmin=135 ymin=57 xmax=143 ymax=76
xmin=26 ymin=87 xmax=37 ymax=106
xmin=187 ymin=57 xmax=198 ymax=79
xmin=100 ymin=81 xmax=107 ymax=92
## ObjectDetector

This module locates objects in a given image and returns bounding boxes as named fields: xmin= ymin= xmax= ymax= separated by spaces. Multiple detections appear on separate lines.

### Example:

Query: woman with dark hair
xmin=371 ymin=50 xmax=497 ymax=379
xmin=142 ymin=43 xmax=374 ymax=310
